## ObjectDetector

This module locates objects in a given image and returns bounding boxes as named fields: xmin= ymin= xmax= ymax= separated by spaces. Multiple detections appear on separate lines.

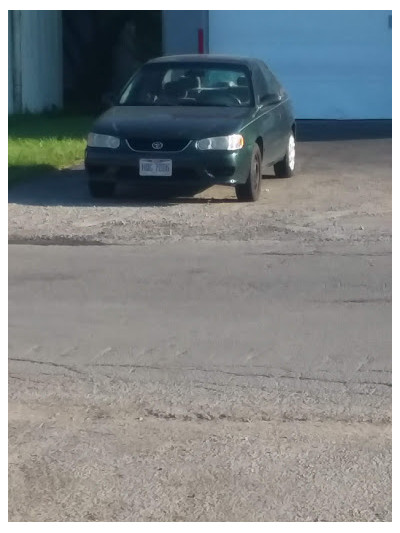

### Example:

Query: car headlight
xmin=196 ymin=134 xmax=244 ymax=151
xmin=87 ymin=133 xmax=120 ymax=149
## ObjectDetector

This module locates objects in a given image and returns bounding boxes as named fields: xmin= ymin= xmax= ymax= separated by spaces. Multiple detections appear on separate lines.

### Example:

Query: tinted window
xmin=119 ymin=63 xmax=255 ymax=107
xmin=259 ymin=62 xmax=282 ymax=96
xmin=253 ymin=65 xmax=270 ymax=100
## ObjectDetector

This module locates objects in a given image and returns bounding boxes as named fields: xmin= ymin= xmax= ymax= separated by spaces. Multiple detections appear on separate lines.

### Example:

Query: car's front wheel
xmin=88 ymin=180 xmax=116 ymax=198
xmin=236 ymin=144 xmax=262 ymax=202
xmin=274 ymin=132 xmax=296 ymax=178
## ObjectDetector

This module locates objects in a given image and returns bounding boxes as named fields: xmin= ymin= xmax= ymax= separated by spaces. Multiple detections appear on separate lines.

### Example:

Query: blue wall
xmin=209 ymin=10 xmax=392 ymax=119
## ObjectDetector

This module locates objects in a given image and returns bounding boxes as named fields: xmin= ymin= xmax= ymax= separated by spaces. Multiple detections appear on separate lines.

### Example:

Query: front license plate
xmin=139 ymin=159 xmax=172 ymax=176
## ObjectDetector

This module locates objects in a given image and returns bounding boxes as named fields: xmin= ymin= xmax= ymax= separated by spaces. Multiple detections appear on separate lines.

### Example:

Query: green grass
xmin=8 ymin=113 xmax=95 ymax=185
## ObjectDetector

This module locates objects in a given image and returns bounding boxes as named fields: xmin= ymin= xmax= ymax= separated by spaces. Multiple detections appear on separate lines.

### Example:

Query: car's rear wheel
xmin=274 ymin=132 xmax=296 ymax=178
xmin=88 ymin=180 xmax=116 ymax=198
xmin=235 ymin=144 xmax=262 ymax=202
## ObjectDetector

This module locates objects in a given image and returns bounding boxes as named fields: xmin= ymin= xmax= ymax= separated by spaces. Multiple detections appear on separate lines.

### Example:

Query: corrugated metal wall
xmin=9 ymin=10 xmax=63 ymax=113
xmin=8 ymin=11 xmax=14 ymax=114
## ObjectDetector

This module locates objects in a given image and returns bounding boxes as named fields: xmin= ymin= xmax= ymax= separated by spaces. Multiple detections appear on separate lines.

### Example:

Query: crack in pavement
xmin=9 ymin=359 xmax=392 ymax=387
xmin=250 ymin=251 xmax=391 ymax=257
xmin=9 ymin=358 xmax=85 ymax=375
xmin=89 ymin=362 xmax=392 ymax=387
xmin=322 ymin=298 xmax=391 ymax=304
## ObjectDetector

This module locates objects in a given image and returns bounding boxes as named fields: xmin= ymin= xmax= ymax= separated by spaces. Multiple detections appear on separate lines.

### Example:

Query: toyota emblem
xmin=152 ymin=141 xmax=163 ymax=150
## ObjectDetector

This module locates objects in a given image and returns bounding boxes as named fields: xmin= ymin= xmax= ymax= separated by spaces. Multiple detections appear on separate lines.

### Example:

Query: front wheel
xmin=274 ymin=132 xmax=296 ymax=178
xmin=235 ymin=144 xmax=262 ymax=202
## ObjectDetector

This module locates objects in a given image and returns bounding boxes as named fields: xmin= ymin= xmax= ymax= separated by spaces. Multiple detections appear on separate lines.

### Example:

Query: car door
xmin=259 ymin=62 xmax=289 ymax=161
xmin=251 ymin=64 xmax=282 ymax=169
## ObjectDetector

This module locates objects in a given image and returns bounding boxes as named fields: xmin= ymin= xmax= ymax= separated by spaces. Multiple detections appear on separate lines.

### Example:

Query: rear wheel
xmin=88 ymin=180 xmax=116 ymax=198
xmin=235 ymin=144 xmax=262 ymax=202
xmin=274 ymin=132 xmax=296 ymax=178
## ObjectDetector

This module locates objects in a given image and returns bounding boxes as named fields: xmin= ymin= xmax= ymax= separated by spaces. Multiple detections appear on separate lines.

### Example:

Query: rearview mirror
xmin=259 ymin=93 xmax=282 ymax=106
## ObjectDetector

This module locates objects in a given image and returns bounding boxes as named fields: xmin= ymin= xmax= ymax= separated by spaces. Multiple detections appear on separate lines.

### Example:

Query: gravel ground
xmin=8 ymin=139 xmax=391 ymax=247
xmin=9 ymin=373 xmax=391 ymax=522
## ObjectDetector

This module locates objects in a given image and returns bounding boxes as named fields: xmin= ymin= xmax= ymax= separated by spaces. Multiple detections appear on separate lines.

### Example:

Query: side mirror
xmin=259 ymin=93 xmax=282 ymax=106
xmin=101 ymin=92 xmax=116 ymax=107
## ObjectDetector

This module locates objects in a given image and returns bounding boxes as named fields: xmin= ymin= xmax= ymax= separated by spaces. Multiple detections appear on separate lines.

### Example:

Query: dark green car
xmin=85 ymin=54 xmax=296 ymax=201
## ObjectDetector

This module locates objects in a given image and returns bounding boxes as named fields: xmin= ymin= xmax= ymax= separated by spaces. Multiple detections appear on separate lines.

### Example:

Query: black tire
xmin=235 ymin=144 xmax=262 ymax=202
xmin=88 ymin=180 xmax=116 ymax=198
xmin=274 ymin=132 xmax=296 ymax=178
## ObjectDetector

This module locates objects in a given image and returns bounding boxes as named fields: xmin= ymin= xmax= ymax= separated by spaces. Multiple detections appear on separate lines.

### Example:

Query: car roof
xmin=147 ymin=54 xmax=261 ymax=68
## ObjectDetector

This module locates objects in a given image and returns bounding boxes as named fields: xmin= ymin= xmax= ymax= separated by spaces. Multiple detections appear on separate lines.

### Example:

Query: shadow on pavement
xmin=8 ymin=169 xmax=239 ymax=207
xmin=8 ymin=120 xmax=392 ymax=207
xmin=8 ymin=165 xmax=57 ymax=186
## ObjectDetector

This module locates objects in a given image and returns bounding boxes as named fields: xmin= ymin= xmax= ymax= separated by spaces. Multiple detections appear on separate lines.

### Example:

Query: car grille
xmin=126 ymin=139 xmax=190 ymax=152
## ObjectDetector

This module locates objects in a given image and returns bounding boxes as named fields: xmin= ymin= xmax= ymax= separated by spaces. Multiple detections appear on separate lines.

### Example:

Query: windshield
xmin=118 ymin=63 xmax=254 ymax=107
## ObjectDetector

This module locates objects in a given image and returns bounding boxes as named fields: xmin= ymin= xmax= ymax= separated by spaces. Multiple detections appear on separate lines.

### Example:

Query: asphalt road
xmin=9 ymin=241 xmax=391 ymax=397
xmin=8 ymin=123 xmax=392 ymax=521
xmin=9 ymin=240 xmax=391 ymax=521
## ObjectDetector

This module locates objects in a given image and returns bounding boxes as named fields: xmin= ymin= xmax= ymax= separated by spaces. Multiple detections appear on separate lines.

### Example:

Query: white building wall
xmin=9 ymin=10 xmax=63 ymax=113
xmin=162 ymin=11 xmax=208 ymax=55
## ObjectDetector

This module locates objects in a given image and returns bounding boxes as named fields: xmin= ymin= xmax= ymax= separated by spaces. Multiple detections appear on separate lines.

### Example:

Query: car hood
xmin=92 ymin=105 xmax=253 ymax=140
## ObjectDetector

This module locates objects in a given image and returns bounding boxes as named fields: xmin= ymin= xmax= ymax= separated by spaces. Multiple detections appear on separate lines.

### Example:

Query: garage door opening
xmin=62 ymin=11 xmax=162 ymax=112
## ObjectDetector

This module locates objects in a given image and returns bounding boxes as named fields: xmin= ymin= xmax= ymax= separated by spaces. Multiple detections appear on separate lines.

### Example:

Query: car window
xmin=252 ymin=65 xmax=270 ymax=101
xmin=205 ymin=70 xmax=238 ymax=86
xmin=259 ymin=62 xmax=282 ymax=96
xmin=162 ymin=69 xmax=187 ymax=83
xmin=119 ymin=64 xmax=255 ymax=107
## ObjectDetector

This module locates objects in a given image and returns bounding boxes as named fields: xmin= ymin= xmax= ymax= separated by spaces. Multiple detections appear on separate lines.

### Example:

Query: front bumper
xmin=84 ymin=141 xmax=252 ymax=187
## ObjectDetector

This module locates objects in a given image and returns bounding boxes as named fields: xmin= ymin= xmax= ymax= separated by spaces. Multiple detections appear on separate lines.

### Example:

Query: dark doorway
xmin=62 ymin=11 xmax=162 ymax=112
